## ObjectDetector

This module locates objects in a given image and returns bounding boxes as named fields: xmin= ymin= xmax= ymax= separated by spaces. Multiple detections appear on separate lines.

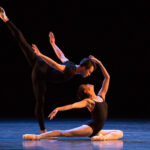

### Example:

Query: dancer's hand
xmin=48 ymin=108 xmax=58 ymax=120
xmin=49 ymin=32 xmax=55 ymax=46
xmin=89 ymin=55 xmax=100 ymax=63
xmin=32 ymin=44 xmax=41 ymax=56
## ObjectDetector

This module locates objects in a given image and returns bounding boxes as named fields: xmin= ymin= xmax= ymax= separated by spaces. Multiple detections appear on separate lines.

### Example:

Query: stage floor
xmin=0 ymin=119 xmax=150 ymax=150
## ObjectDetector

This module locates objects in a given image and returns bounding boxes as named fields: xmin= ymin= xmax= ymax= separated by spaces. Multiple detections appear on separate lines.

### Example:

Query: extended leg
xmin=91 ymin=130 xmax=123 ymax=141
xmin=23 ymin=125 xmax=93 ymax=140
xmin=0 ymin=7 xmax=36 ymax=66
xmin=6 ymin=21 xmax=36 ymax=66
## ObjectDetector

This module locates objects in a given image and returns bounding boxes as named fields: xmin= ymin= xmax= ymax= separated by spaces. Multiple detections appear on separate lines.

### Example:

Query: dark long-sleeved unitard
xmin=6 ymin=21 xmax=76 ymax=130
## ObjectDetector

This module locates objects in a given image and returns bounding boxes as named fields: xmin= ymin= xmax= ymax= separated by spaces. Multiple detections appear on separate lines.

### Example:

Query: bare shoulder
xmin=96 ymin=95 xmax=105 ymax=102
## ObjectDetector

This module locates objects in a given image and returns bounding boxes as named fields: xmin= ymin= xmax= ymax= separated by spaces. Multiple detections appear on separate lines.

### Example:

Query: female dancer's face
xmin=82 ymin=66 xmax=94 ymax=78
xmin=77 ymin=84 xmax=95 ymax=100
xmin=83 ymin=84 xmax=95 ymax=95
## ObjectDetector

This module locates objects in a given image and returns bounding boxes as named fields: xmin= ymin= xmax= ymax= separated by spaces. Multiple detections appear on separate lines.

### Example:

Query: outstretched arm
xmin=32 ymin=44 xmax=66 ymax=72
xmin=49 ymin=32 xmax=69 ymax=63
xmin=89 ymin=55 xmax=110 ymax=100
xmin=48 ymin=99 xmax=88 ymax=120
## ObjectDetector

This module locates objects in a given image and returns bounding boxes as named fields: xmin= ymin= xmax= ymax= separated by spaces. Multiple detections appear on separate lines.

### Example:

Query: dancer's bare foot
xmin=41 ymin=129 xmax=47 ymax=134
xmin=23 ymin=134 xmax=40 ymax=140
xmin=0 ymin=7 xmax=9 ymax=22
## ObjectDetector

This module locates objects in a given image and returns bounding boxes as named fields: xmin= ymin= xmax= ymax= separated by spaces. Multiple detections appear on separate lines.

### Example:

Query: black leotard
xmin=46 ymin=61 xmax=76 ymax=83
xmin=5 ymin=20 xmax=76 ymax=130
xmin=88 ymin=97 xmax=108 ymax=137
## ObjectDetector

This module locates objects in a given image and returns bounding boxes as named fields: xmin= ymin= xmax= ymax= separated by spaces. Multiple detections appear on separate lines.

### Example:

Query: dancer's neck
xmin=75 ymin=65 xmax=83 ymax=75
xmin=89 ymin=94 xmax=97 ymax=99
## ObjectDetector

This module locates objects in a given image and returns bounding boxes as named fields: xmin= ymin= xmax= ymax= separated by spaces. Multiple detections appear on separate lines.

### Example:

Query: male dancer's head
xmin=76 ymin=58 xmax=97 ymax=77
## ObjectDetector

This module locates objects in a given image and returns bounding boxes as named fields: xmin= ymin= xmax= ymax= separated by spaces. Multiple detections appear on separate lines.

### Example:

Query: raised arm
xmin=48 ymin=99 xmax=88 ymax=120
xmin=32 ymin=44 xmax=66 ymax=72
xmin=49 ymin=32 xmax=69 ymax=63
xmin=89 ymin=55 xmax=110 ymax=100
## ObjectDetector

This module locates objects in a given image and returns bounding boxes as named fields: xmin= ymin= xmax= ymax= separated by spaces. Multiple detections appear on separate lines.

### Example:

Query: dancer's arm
xmin=32 ymin=44 xmax=66 ymax=72
xmin=89 ymin=55 xmax=110 ymax=100
xmin=48 ymin=99 xmax=88 ymax=120
xmin=49 ymin=32 xmax=69 ymax=63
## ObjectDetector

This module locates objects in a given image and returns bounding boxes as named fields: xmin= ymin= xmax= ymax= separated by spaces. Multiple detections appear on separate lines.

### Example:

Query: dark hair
xmin=79 ymin=58 xmax=97 ymax=70
xmin=77 ymin=84 xmax=91 ymax=100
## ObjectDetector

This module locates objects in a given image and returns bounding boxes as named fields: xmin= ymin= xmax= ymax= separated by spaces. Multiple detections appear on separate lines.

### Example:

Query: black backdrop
xmin=0 ymin=1 xmax=149 ymax=119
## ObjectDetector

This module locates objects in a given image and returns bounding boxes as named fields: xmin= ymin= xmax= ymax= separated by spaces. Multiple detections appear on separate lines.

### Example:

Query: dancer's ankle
xmin=3 ymin=17 xmax=9 ymax=22
xmin=0 ymin=7 xmax=9 ymax=22
xmin=41 ymin=129 xmax=47 ymax=134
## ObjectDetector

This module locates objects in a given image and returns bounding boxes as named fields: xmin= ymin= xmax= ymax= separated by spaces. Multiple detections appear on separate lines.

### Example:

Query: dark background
xmin=0 ymin=1 xmax=149 ymax=119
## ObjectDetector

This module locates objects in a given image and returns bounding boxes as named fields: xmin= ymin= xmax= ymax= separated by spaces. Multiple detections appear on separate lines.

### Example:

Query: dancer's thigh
xmin=62 ymin=125 xmax=93 ymax=137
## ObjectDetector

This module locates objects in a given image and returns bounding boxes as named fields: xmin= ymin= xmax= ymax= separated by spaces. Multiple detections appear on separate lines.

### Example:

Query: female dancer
xmin=23 ymin=56 xmax=123 ymax=140
xmin=0 ymin=7 xmax=96 ymax=133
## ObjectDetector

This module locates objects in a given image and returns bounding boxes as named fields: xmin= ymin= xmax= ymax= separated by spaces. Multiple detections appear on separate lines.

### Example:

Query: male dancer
xmin=0 ymin=7 xmax=96 ymax=133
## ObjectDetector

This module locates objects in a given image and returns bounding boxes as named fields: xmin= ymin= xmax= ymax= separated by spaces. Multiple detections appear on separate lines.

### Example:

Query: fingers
xmin=89 ymin=56 xmax=95 ymax=61
xmin=48 ymin=114 xmax=52 ymax=120
xmin=49 ymin=32 xmax=55 ymax=41
xmin=32 ymin=44 xmax=37 ymax=47
xmin=32 ymin=44 xmax=39 ymax=53
xmin=48 ymin=109 xmax=58 ymax=120
xmin=48 ymin=113 xmax=52 ymax=120
xmin=32 ymin=44 xmax=37 ymax=50
xmin=48 ymin=111 xmax=56 ymax=120
xmin=32 ymin=44 xmax=35 ymax=48
xmin=48 ymin=112 xmax=53 ymax=118
xmin=89 ymin=55 xmax=99 ymax=64
xmin=49 ymin=113 xmax=55 ymax=120
xmin=89 ymin=55 xmax=94 ymax=59
xmin=49 ymin=32 xmax=54 ymax=37
xmin=48 ymin=113 xmax=51 ymax=118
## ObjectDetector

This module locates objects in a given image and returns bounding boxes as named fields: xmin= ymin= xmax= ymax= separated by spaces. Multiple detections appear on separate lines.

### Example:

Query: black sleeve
xmin=63 ymin=61 xmax=76 ymax=79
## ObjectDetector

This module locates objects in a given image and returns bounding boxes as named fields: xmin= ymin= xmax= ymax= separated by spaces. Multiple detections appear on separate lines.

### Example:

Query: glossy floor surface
xmin=0 ymin=119 xmax=150 ymax=150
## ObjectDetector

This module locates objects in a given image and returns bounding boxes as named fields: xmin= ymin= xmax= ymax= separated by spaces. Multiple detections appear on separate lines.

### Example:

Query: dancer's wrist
xmin=51 ymin=43 xmax=55 ymax=47
xmin=38 ymin=52 xmax=42 ymax=57
xmin=56 ymin=107 xmax=60 ymax=111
